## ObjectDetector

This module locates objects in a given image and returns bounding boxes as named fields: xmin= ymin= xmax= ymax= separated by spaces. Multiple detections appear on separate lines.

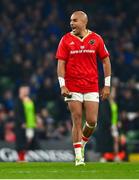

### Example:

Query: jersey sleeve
xmin=56 ymin=36 xmax=69 ymax=61
xmin=97 ymin=36 xmax=110 ymax=60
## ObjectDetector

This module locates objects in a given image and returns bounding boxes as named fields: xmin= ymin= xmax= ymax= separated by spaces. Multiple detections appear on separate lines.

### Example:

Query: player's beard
xmin=72 ymin=28 xmax=81 ymax=36
xmin=72 ymin=26 xmax=87 ymax=37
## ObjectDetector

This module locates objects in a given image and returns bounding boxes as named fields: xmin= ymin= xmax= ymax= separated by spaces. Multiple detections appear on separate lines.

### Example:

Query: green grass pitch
xmin=0 ymin=162 xmax=138 ymax=179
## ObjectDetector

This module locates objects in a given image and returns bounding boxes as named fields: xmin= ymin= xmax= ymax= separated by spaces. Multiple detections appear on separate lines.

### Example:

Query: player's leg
xmin=81 ymin=101 xmax=99 ymax=161
xmin=68 ymin=101 xmax=83 ymax=142
xmin=68 ymin=100 xmax=85 ymax=165
xmin=81 ymin=92 xmax=99 ymax=161
xmin=83 ymin=101 xmax=98 ymax=138
xmin=16 ymin=128 xmax=27 ymax=162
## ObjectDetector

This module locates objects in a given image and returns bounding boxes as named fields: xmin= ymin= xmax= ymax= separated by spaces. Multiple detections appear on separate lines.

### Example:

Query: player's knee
xmin=86 ymin=116 xmax=97 ymax=126
xmin=72 ymin=112 xmax=82 ymax=120
xmin=72 ymin=112 xmax=82 ymax=125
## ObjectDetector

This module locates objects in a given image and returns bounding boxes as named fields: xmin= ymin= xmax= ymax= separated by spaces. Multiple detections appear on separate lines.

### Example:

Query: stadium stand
xmin=0 ymin=0 xmax=139 ymax=158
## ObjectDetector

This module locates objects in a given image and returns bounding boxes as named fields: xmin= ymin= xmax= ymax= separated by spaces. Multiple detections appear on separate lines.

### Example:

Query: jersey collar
xmin=70 ymin=30 xmax=92 ymax=42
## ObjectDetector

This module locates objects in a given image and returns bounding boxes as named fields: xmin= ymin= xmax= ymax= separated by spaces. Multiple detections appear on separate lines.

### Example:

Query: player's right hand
xmin=61 ymin=86 xmax=71 ymax=97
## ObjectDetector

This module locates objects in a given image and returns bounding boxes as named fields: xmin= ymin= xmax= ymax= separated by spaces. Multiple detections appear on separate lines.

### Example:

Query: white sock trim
xmin=86 ymin=122 xmax=97 ymax=129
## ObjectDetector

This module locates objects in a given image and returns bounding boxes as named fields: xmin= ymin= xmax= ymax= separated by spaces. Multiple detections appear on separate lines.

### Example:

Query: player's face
xmin=19 ymin=86 xmax=30 ymax=97
xmin=70 ymin=14 xmax=85 ymax=35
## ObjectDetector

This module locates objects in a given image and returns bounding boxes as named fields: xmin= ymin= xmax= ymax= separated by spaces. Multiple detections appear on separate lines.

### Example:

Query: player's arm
xmin=57 ymin=59 xmax=70 ymax=97
xmin=101 ymin=56 xmax=111 ymax=100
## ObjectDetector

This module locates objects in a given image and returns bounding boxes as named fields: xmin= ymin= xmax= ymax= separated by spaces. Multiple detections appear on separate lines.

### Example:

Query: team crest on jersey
xmin=89 ymin=39 xmax=95 ymax=45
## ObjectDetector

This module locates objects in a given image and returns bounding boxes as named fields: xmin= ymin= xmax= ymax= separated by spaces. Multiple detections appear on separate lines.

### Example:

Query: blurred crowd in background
xmin=0 ymin=0 xmax=139 ymax=156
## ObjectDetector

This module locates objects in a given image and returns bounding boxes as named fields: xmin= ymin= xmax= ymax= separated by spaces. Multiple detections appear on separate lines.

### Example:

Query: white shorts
xmin=65 ymin=92 xmax=99 ymax=102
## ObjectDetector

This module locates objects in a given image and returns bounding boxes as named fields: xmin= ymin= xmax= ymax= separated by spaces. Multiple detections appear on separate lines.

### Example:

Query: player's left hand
xmin=100 ymin=86 xmax=110 ymax=101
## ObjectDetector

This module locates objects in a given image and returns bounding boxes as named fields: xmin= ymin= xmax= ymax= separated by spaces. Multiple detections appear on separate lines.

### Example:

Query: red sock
xmin=18 ymin=151 xmax=26 ymax=161
xmin=81 ymin=135 xmax=89 ymax=148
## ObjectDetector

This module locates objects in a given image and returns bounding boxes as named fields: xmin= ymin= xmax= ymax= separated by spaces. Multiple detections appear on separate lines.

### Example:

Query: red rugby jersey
xmin=56 ymin=31 xmax=109 ymax=93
